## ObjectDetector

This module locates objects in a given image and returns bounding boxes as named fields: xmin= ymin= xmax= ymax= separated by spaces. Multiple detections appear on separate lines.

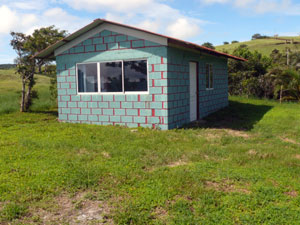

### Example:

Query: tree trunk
xmin=20 ymin=78 xmax=26 ymax=112
xmin=38 ymin=64 xmax=42 ymax=73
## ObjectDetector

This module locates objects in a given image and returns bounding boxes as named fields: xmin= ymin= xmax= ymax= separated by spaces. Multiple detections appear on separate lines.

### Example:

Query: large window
xmin=205 ymin=64 xmax=213 ymax=89
xmin=77 ymin=59 xmax=148 ymax=94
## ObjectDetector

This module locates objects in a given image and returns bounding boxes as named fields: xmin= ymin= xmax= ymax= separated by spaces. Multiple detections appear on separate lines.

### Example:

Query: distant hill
xmin=216 ymin=36 xmax=300 ymax=56
xmin=0 ymin=64 xmax=16 ymax=69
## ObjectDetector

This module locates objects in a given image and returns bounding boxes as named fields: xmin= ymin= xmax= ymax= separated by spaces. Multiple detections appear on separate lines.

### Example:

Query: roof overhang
xmin=34 ymin=18 xmax=246 ymax=62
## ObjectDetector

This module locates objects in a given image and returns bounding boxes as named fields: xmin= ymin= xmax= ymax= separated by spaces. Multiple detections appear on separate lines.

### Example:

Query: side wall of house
xmin=167 ymin=47 xmax=228 ymax=129
xmin=56 ymin=29 xmax=170 ymax=130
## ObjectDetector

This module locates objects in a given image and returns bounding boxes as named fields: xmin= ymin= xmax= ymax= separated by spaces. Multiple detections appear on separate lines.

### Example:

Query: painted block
xmin=155 ymin=109 xmax=167 ymax=116
xmin=69 ymin=115 xmax=77 ymax=121
xmin=88 ymin=102 xmax=98 ymax=108
xmin=98 ymin=102 xmax=109 ymax=108
xmin=134 ymin=102 xmax=145 ymax=108
xmin=115 ymin=95 xmax=125 ymax=101
xmin=67 ymin=89 xmax=76 ymax=95
xmin=103 ymin=95 xmax=113 ymax=101
xmin=132 ymin=40 xmax=144 ymax=48
xmin=78 ymin=115 xmax=88 ymax=121
xmin=121 ymin=116 xmax=133 ymax=123
xmin=92 ymin=95 xmax=102 ymax=101
xmin=78 ymin=102 xmax=87 ymax=108
xmin=59 ymin=114 xmax=67 ymax=120
xmin=68 ymin=102 xmax=77 ymax=108
xmin=110 ymin=102 xmax=120 ymax=108
xmin=150 ymin=87 xmax=162 ymax=94
xmin=103 ymin=109 xmax=113 ymax=115
xmin=104 ymin=36 xmax=115 ymax=43
xmin=93 ymin=37 xmax=103 ymax=44
xmin=155 ymin=95 xmax=167 ymax=101
xmin=85 ymin=45 xmax=94 ymax=52
xmin=92 ymin=109 xmax=102 ymax=114
xmin=96 ymin=44 xmax=107 ymax=51
xmin=81 ymin=108 xmax=91 ymax=114
xmin=150 ymin=102 xmax=162 ymax=109
xmin=81 ymin=95 xmax=91 ymax=101
xmin=99 ymin=115 xmax=109 ymax=122
xmin=62 ymin=108 xmax=70 ymax=114
xmin=116 ymin=35 xmax=127 ymax=42
xmin=147 ymin=117 xmax=160 ymax=124
xmin=134 ymin=117 xmax=145 ymax=123
xmin=126 ymin=109 xmax=138 ymax=116
xmin=88 ymin=115 xmax=98 ymax=122
xmin=119 ymin=41 xmax=131 ymax=49
xmin=71 ymin=108 xmax=80 ymax=114
xmin=110 ymin=116 xmax=121 ymax=122
xmin=140 ymin=109 xmax=152 ymax=116
xmin=108 ymin=43 xmax=118 ymax=50
xmin=126 ymin=95 xmax=138 ymax=101
xmin=115 ymin=109 xmax=125 ymax=115
xmin=121 ymin=102 xmax=133 ymax=108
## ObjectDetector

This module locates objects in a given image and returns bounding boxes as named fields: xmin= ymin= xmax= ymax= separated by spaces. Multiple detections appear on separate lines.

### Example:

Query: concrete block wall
xmin=56 ymin=29 xmax=170 ymax=130
xmin=167 ymin=47 xmax=228 ymax=129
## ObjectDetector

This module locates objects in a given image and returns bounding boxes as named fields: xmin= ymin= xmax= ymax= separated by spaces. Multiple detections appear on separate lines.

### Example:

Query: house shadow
xmin=32 ymin=110 xmax=58 ymax=117
xmin=185 ymin=100 xmax=273 ymax=131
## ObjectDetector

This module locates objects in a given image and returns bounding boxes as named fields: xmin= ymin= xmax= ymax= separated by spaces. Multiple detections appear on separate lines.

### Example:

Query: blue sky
xmin=1 ymin=0 xmax=300 ymax=64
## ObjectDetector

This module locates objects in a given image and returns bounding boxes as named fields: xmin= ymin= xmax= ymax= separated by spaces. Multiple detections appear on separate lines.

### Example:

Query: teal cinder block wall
xmin=56 ymin=29 xmax=228 ymax=130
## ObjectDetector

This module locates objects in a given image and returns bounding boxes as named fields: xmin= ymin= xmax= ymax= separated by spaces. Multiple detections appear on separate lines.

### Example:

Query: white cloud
xmin=61 ymin=0 xmax=206 ymax=40
xmin=0 ymin=5 xmax=38 ymax=34
xmin=166 ymin=18 xmax=202 ymax=39
xmin=200 ymin=0 xmax=300 ymax=15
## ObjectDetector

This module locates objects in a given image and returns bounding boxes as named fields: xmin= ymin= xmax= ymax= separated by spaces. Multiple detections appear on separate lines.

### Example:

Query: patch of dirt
xmin=247 ymin=149 xmax=257 ymax=155
xmin=28 ymin=192 xmax=113 ymax=225
xmin=281 ymin=137 xmax=300 ymax=145
xmin=152 ymin=207 xmax=168 ymax=221
xmin=77 ymin=148 xmax=90 ymax=155
xmin=167 ymin=160 xmax=188 ymax=168
xmin=102 ymin=151 xmax=111 ymax=158
xmin=284 ymin=190 xmax=298 ymax=197
xmin=205 ymin=180 xmax=251 ymax=194
xmin=224 ymin=129 xmax=250 ymax=138
xmin=294 ymin=155 xmax=300 ymax=160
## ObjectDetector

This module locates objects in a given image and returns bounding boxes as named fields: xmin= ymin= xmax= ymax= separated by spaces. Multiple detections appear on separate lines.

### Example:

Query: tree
xmin=231 ymin=40 xmax=239 ymax=44
xmin=202 ymin=42 xmax=215 ymax=50
xmin=223 ymin=41 xmax=229 ymax=45
xmin=10 ymin=26 xmax=67 ymax=112
xmin=252 ymin=33 xmax=262 ymax=40
xmin=26 ymin=26 xmax=67 ymax=73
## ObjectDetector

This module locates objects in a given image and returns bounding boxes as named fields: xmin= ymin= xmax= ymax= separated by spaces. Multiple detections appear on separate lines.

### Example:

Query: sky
xmin=1 ymin=0 xmax=300 ymax=64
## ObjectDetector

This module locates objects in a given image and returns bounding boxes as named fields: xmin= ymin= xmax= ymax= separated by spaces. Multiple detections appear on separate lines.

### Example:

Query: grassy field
xmin=216 ymin=36 xmax=300 ymax=56
xmin=1 ymin=69 xmax=300 ymax=224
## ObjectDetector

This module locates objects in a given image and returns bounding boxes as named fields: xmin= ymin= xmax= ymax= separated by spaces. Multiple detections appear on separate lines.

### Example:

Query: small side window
xmin=205 ymin=64 xmax=213 ymax=89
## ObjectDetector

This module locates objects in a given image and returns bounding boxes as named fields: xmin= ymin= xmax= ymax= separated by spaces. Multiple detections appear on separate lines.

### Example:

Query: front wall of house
xmin=56 ymin=29 xmax=169 ymax=130
xmin=167 ymin=47 xmax=228 ymax=129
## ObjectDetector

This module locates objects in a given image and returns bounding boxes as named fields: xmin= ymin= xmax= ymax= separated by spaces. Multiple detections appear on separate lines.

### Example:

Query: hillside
xmin=216 ymin=36 xmax=300 ymax=56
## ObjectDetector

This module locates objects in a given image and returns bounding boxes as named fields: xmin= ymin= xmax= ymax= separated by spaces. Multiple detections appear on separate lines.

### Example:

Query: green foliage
xmin=202 ymin=42 xmax=215 ymax=49
xmin=0 ymin=203 xmax=27 ymax=221
xmin=223 ymin=41 xmax=229 ymax=45
xmin=10 ymin=26 xmax=66 ymax=112
xmin=231 ymin=40 xmax=239 ymax=44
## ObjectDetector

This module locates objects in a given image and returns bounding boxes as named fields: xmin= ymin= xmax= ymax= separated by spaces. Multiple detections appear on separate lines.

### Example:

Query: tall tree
xmin=10 ymin=26 xmax=67 ymax=112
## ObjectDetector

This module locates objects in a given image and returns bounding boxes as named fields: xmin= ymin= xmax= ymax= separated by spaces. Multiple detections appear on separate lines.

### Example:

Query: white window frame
xmin=76 ymin=58 xmax=149 ymax=95
xmin=205 ymin=63 xmax=214 ymax=90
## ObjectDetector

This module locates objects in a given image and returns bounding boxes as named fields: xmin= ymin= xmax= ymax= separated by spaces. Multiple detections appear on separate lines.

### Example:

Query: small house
xmin=35 ymin=19 xmax=245 ymax=130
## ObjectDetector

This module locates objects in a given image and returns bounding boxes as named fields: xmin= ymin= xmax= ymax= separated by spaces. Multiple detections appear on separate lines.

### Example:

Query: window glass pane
xmin=209 ymin=64 xmax=213 ymax=88
xmin=78 ymin=63 xmax=98 ymax=93
xmin=100 ymin=62 xmax=122 ymax=92
xmin=205 ymin=64 xmax=210 ymax=89
xmin=124 ymin=60 xmax=147 ymax=92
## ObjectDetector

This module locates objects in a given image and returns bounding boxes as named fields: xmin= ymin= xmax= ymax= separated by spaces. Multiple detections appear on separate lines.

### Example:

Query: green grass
xmin=1 ymin=69 xmax=300 ymax=224
xmin=0 ymin=69 xmax=56 ymax=114
xmin=216 ymin=36 xmax=300 ymax=56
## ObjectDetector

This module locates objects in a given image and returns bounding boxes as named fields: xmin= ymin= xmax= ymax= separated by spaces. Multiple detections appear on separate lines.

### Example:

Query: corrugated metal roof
xmin=34 ymin=18 xmax=246 ymax=62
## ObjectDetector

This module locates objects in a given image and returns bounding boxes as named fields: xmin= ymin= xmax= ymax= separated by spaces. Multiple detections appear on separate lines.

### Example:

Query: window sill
xmin=77 ymin=92 xmax=150 ymax=95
